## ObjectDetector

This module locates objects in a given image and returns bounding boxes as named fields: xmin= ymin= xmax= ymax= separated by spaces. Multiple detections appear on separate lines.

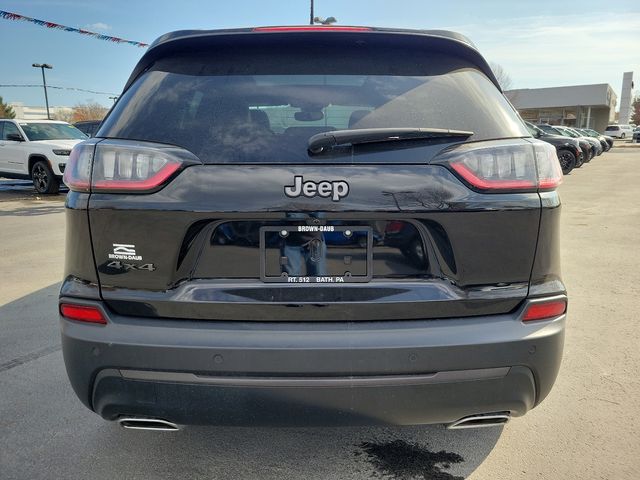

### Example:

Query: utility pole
xmin=310 ymin=0 xmax=314 ymax=25
xmin=108 ymin=96 xmax=119 ymax=104
xmin=32 ymin=63 xmax=53 ymax=120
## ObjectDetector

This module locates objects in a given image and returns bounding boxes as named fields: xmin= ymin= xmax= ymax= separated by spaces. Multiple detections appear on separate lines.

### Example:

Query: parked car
xmin=575 ymin=128 xmax=610 ymax=152
xmin=581 ymin=128 xmax=614 ymax=149
xmin=525 ymin=122 xmax=581 ymax=174
xmin=60 ymin=26 xmax=566 ymax=431
xmin=541 ymin=125 xmax=601 ymax=159
xmin=73 ymin=120 xmax=102 ymax=138
xmin=633 ymin=127 xmax=640 ymax=143
xmin=556 ymin=126 xmax=603 ymax=157
xmin=0 ymin=119 xmax=87 ymax=193
xmin=536 ymin=124 xmax=593 ymax=162
xmin=605 ymin=124 xmax=634 ymax=139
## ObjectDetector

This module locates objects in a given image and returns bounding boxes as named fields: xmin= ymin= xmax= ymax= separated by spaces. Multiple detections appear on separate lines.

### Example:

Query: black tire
xmin=575 ymin=151 xmax=585 ymax=167
xmin=557 ymin=149 xmax=575 ymax=175
xmin=621 ymin=133 xmax=626 ymax=139
xmin=31 ymin=160 xmax=60 ymax=194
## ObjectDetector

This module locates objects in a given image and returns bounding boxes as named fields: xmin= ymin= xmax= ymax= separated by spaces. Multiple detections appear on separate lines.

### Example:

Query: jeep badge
xmin=284 ymin=175 xmax=349 ymax=202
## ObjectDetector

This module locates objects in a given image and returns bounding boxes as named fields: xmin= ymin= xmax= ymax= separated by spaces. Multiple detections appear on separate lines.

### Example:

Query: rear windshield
xmin=100 ymin=56 xmax=528 ymax=163
xmin=605 ymin=126 xmax=619 ymax=131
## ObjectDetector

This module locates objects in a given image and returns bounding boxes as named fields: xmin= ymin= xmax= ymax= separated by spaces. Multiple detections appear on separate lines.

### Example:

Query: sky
xmin=1 ymin=0 xmax=638 ymax=108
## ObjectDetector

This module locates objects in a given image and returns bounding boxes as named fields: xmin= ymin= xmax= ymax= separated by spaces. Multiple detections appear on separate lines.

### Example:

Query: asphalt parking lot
xmin=1 ymin=149 xmax=639 ymax=479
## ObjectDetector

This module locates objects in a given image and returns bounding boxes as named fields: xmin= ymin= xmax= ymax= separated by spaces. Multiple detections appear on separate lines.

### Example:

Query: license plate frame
xmin=259 ymin=225 xmax=373 ymax=284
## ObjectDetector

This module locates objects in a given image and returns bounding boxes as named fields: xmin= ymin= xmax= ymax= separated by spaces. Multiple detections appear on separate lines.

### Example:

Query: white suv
xmin=0 ymin=119 xmax=87 ymax=193
xmin=604 ymin=124 xmax=634 ymax=139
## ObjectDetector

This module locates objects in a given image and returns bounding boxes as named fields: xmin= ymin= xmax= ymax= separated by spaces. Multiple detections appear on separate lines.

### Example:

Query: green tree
xmin=0 ymin=96 xmax=16 ymax=119
xmin=631 ymin=95 xmax=640 ymax=125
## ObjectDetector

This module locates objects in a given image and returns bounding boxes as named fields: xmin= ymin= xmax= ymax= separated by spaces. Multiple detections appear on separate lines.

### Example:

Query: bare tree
xmin=489 ymin=62 xmax=513 ymax=91
xmin=53 ymin=109 xmax=73 ymax=123
xmin=72 ymin=101 xmax=108 ymax=122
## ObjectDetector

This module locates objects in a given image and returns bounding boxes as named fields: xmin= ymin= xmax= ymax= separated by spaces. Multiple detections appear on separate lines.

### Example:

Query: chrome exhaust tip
xmin=447 ymin=412 xmax=510 ymax=430
xmin=118 ymin=417 xmax=179 ymax=431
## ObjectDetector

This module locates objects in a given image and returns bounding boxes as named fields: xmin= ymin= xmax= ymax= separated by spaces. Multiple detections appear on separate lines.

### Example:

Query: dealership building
xmin=505 ymin=83 xmax=617 ymax=132
xmin=8 ymin=102 xmax=73 ymax=121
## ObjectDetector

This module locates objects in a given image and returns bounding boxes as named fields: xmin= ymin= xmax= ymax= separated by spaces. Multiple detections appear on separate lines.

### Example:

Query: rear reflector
xmin=253 ymin=26 xmax=372 ymax=32
xmin=60 ymin=304 xmax=107 ymax=324
xmin=522 ymin=299 xmax=567 ymax=322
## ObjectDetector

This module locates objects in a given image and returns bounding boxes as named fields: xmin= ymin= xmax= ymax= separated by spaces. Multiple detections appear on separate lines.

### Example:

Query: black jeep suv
xmin=60 ymin=26 xmax=566 ymax=431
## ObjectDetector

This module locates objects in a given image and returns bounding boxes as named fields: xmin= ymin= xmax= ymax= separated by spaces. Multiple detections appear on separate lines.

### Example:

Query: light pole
xmin=32 ymin=63 xmax=53 ymax=119
xmin=310 ymin=0 xmax=314 ymax=25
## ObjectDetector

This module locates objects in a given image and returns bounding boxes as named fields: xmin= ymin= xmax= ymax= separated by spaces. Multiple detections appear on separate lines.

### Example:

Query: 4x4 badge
xmin=284 ymin=175 xmax=349 ymax=202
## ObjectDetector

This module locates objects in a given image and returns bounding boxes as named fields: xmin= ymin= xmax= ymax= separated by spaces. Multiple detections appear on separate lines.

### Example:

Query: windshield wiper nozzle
xmin=308 ymin=127 xmax=474 ymax=154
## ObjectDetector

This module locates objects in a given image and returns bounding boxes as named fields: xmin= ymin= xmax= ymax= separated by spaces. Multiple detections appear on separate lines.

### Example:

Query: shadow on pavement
xmin=0 ymin=203 xmax=65 ymax=216
xmin=0 ymin=283 xmax=503 ymax=480
xmin=90 ymin=421 xmax=503 ymax=479
xmin=0 ymin=283 xmax=62 ymax=365
xmin=0 ymin=178 xmax=68 ymax=203
xmin=0 ymin=179 xmax=66 ymax=216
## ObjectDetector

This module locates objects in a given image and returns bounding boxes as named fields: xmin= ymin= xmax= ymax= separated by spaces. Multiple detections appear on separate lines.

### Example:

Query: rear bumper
xmin=60 ymin=296 xmax=566 ymax=426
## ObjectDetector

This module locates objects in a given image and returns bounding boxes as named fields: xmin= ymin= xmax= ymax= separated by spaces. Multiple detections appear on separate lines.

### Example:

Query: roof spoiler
xmin=120 ymin=27 xmax=501 ymax=95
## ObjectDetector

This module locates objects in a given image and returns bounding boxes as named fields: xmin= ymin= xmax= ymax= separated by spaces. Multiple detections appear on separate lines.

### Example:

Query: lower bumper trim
xmin=120 ymin=366 xmax=510 ymax=388
xmin=93 ymin=366 xmax=535 ymax=426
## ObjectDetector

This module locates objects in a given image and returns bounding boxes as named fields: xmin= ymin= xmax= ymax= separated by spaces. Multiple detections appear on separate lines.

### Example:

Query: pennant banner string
xmin=0 ymin=10 xmax=149 ymax=48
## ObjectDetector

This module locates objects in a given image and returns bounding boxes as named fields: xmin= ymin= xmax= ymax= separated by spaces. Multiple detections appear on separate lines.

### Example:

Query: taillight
xmin=522 ymin=298 xmax=567 ymax=322
xmin=60 ymin=303 xmax=107 ymax=325
xmin=437 ymin=140 xmax=562 ymax=193
xmin=92 ymin=143 xmax=183 ymax=192
xmin=64 ymin=140 xmax=200 ymax=193
xmin=534 ymin=141 xmax=563 ymax=190
xmin=574 ymin=145 xmax=581 ymax=158
xmin=63 ymin=144 xmax=93 ymax=192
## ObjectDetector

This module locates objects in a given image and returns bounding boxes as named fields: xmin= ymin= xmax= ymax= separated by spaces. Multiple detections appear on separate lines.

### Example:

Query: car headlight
xmin=53 ymin=149 xmax=72 ymax=156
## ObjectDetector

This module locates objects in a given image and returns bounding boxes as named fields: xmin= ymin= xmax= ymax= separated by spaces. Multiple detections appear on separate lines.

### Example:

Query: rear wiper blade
xmin=308 ymin=127 xmax=474 ymax=154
